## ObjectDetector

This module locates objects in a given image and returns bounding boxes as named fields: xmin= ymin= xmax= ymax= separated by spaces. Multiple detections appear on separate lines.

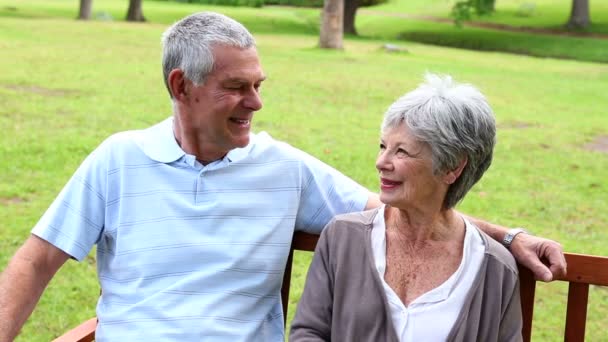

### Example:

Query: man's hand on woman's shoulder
xmin=511 ymin=234 xmax=567 ymax=282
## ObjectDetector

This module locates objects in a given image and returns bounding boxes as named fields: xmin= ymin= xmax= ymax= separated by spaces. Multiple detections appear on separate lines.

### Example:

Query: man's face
xmin=180 ymin=45 xmax=265 ymax=161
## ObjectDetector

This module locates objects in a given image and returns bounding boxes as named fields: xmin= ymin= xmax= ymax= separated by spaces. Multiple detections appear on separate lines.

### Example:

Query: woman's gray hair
xmin=161 ymin=12 xmax=256 ymax=97
xmin=381 ymin=73 xmax=496 ymax=209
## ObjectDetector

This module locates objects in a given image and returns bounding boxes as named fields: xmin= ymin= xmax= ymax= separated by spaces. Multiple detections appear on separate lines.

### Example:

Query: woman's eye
xmin=379 ymin=143 xmax=386 ymax=150
xmin=397 ymin=148 xmax=408 ymax=156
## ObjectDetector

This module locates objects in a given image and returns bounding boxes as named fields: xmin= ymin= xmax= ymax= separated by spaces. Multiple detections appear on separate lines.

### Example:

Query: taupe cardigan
xmin=290 ymin=208 xmax=523 ymax=342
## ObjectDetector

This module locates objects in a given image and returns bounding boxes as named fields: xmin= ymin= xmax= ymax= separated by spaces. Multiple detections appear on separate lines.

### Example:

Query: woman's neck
xmin=384 ymin=205 xmax=464 ymax=248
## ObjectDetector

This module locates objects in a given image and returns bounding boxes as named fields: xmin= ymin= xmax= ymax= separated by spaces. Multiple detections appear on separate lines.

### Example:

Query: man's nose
xmin=244 ymin=88 xmax=263 ymax=111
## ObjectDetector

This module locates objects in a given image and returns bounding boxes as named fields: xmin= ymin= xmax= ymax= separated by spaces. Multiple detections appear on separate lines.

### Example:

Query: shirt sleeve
xmin=293 ymin=148 xmax=369 ymax=234
xmin=31 ymin=141 xmax=109 ymax=261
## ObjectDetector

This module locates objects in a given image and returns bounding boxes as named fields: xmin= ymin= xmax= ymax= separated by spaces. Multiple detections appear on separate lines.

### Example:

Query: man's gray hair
xmin=161 ymin=12 xmax=256 ymax=97
xmin=381 ymin=73 xmax=496 ymax=209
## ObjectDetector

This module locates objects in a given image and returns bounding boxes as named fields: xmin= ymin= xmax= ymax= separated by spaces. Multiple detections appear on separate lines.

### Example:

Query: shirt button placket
xmin=195 ymin=169 xmax=206 ymax=204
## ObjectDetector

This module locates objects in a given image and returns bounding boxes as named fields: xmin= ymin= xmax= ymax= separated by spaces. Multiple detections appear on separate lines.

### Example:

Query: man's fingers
xmin=539 ymin=240 xmax=567 ymax=281
xmin=544 ymin=243 xmax=567 ymax=280
xmin=527 ymin=259 xmax=553 ymax=282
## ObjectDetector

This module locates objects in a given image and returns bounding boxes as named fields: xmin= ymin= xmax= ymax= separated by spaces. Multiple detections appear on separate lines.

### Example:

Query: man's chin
xmin=233 ymin=136 xmax=251 ymax=149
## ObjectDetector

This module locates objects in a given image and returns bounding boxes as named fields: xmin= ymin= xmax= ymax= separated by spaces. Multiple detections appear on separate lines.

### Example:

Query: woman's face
xmin=375 ymin=123 xmax=449 ymax=210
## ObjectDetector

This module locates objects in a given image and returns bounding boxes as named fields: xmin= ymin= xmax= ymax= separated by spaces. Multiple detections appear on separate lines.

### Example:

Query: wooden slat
xmin=518 ymin=265 xmax=536 ymax=342
xmin=292 ymin=232 xmax=319 ymax=252
xmin=282 ymin=233 xmax=318 ymax=325
xmin=52 ymin=317 xmax=96 ymax=342
xmin=564 ymin=282 xmax=589 ymax=342
xmin=559 ymin=253 xmax=608 ymax=286
xmin=282 ymin=247 xmax=295 ymax=326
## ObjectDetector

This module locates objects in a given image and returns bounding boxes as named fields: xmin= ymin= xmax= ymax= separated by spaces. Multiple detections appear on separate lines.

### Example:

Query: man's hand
xmin=510 ymin=233 xmax=567 ymax=282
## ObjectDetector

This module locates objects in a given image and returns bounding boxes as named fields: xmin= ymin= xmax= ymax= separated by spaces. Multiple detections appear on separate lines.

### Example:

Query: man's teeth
xmin=233 ymin=119 xmax=249 ymax=124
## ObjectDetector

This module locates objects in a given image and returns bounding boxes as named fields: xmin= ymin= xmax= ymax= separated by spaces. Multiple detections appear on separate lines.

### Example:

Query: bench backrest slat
xmin=559 ymin=253 xmax=608 ymax=285
xmin=518 ymin=266 xmax=536 ymax=342
xmin=565 ymin=282 xmax=589 ymax=342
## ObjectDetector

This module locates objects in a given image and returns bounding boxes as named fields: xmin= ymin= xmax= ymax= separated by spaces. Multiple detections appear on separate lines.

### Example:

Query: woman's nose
xmin=375 ymin=151 xmax=392 ymax=172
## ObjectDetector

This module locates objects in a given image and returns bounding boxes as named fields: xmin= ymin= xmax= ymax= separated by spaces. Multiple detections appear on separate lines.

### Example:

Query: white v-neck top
xmin=371 ymin=206 xmax=485 ymax=341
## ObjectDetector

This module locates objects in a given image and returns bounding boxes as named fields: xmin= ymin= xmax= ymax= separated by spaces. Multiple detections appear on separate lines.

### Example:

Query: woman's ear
xmin=168 ymin=68 xmax=188 ymax=100
xmin=444 ymin=157 xmax=468 ymax=185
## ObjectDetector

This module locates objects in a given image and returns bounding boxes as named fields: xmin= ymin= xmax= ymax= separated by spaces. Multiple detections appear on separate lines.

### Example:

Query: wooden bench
xmin=54 ymin=232 xmax=608 ymax=342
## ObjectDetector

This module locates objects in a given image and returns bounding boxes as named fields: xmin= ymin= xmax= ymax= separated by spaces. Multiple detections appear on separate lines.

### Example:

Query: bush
xmin=451 ymin=0 xmax=496 ymax=26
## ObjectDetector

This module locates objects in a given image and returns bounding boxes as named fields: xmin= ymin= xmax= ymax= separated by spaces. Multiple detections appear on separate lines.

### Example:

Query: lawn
xmin=370 ymin=0 xmax=608 ymax=33
xmin=357 ymin=0 xmax=608 ymax=63
xmin=0 ymin=0 xmax=607 ymax=340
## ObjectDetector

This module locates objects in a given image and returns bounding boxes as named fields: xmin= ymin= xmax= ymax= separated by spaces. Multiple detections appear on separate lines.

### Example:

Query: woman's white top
xmin=371 ymin=206 xmax=485 ymax=341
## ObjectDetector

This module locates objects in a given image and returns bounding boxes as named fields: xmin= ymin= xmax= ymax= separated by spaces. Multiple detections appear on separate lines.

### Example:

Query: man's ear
xmin=444 ymin=157 xmax=467 ymax=185
xmin=168 ymin=69 xmax=188 ymax=100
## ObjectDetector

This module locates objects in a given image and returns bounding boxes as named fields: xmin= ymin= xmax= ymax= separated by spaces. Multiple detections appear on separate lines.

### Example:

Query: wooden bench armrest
xmin=52 ymin=317 xmax=96 ymax=342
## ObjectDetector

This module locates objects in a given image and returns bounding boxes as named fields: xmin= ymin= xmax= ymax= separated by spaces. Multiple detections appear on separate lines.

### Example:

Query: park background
xmin=0 ymin=0 xmax=606 ymax=340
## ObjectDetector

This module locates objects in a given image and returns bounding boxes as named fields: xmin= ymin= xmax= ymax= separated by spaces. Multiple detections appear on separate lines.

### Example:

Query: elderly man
xmin=0 ymin=12 xmax=565 ymax=341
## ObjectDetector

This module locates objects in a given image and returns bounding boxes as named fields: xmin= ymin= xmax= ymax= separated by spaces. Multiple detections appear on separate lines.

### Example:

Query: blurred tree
xmin=343 ymin=0 xmax=388 ymax=35
xmin=567 ymin=0 xmax=590 ymax=29
xmin=78 ymin=0 xmax=92 ymax=20
xmin=126 ymin=0 xmax=145 ymax=22
xmin=320 ymin=0 xmax=343 ymax=48
xmin=343 ymin=0 xmax=359 ymax=35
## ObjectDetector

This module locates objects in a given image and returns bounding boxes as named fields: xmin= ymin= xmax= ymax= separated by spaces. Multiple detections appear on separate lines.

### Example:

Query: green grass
xmin=356 ymin=0 xmax=608 ymax=63
xmin=356 ymin=16 xmax=608 ymax=63
xmin=372 ymin=0 xmax=608 ymax=34
xmin=0 ymin=1 xmax=607 ymax=341
xmin=3 ymin=0 xmax=608 ymax=63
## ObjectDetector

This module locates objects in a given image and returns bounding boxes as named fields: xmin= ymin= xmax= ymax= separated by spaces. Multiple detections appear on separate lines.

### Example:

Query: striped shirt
xmin=32 ymin=117 xmax=368 ymax=341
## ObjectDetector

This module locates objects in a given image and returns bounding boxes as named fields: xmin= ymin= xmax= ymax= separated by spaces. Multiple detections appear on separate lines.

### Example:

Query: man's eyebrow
xmin=224 ymin=75 xmax=267 ymax=83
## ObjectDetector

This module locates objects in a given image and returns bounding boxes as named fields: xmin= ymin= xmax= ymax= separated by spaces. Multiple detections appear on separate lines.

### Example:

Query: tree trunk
xmin=567 ymin=0 xmax=590 ymax=29
xmin=343 ymin=0 xmax=359 ymax=35
xmin=319 ymin=0 xmax=343 ymax=49
xmin=78 ymin=0 xmax=92 ymax=20
xmin=126 ymin=0 xmax=146 ymax=22
xmin=487 ymin=0 xmax=496 ymax=12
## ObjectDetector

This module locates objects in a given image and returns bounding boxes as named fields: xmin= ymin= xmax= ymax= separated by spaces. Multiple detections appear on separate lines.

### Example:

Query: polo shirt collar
xmin=136 ymin=116 xmax=254 ymax=165
xmin=135 ymin=116 xmax=185 ymax=163
xmin=225 ymin=137 xmax=253 ymax=163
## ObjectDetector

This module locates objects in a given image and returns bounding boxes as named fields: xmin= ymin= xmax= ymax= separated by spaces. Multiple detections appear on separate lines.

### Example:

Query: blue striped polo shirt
xmin=32 ymin=117 xmax=368 ymax=341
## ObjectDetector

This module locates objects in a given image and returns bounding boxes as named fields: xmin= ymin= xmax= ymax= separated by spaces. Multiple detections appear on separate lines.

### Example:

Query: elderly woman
xmin=290 ymin=74 xmax=522 ymax=341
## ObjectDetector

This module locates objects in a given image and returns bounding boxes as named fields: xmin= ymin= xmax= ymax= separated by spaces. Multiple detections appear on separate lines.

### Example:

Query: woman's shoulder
xmin=322 ymin=208 xmax=379 ymax=241
xmin=331 ymin=208 xmax=378 ymax=229
xmin=476 ymin=229 xmax=519 ymax=275
xmin=464 ymin=219 xmax=518 ymax=275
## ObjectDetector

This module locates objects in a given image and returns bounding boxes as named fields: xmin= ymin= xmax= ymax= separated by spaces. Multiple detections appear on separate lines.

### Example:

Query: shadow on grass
xmin=394 ymin=28 xmax=608 ymax=64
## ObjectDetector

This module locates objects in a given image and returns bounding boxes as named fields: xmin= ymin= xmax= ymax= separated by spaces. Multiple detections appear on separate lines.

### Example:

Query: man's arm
xmin=364 ymin=192 xmax=382 ymax=210
xmin=466 ymin=216 xmax=566 ymax=282
xmin=0 ymin=235 xmax=70 ymax=341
